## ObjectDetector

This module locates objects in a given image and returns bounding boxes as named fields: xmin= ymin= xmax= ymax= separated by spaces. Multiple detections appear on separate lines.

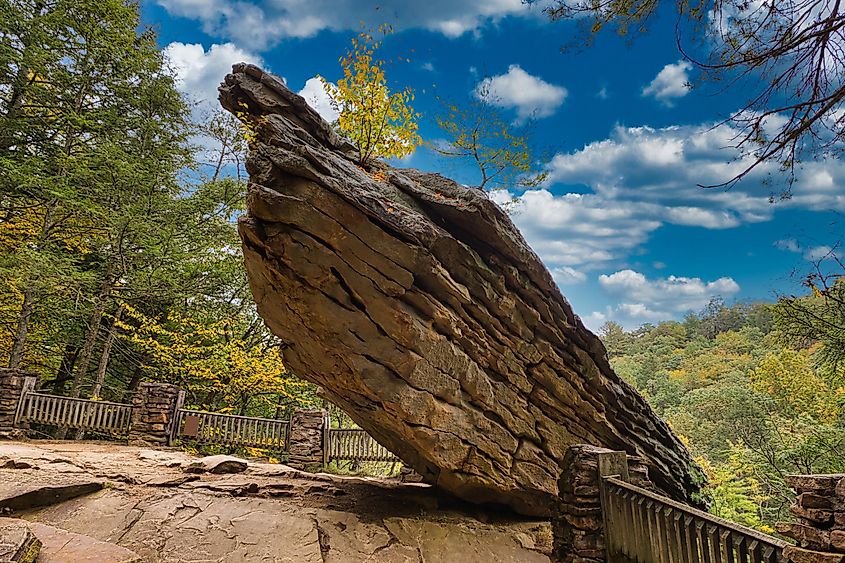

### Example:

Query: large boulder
xmin=219 ymin=63 xmax=704 ymax=516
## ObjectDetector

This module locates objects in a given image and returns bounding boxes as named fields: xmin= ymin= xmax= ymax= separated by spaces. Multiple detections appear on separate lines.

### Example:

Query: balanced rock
xmin=219 ymin=63 xmax=703 ymax=516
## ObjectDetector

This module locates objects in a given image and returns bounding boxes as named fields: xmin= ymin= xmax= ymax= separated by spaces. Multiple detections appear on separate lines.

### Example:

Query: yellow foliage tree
xmin=667 ymin=330 xmax=757 ymax=389
xmin=696 ymin=449 xmax=772 ymax=533
xmin=434 ymin=86 xmax=549 ymax=190
xmin=321 ymin=25 xmax=421 ymax=164
xmin=118 ymin=304 xmax=315 ymax=414
xmin=750 ymin=347 xmax=839 ymax=423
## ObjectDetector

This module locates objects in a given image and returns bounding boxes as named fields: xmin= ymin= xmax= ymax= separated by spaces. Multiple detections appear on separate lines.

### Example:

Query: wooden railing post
xmin=598 ymin=450 xmax=629 ymax=562
xmin=13 ymin=376 xmax=37 ymax=427
xmin=322 ymin=409 xmax=331 ymax=469
xmin=168 ymin=389 xmax=186 ymax=446
xmin=598 ymin=450 xmax=629 ymax=480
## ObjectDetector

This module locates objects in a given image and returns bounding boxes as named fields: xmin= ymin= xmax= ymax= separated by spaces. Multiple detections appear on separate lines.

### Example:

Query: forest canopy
xmin=600 ymin=295 xmax=845 ymax=531
xmin=0 ymin=0 xmax=317 ymax=419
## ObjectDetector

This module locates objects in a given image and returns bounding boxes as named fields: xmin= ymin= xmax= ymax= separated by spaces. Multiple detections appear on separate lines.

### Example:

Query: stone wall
xmin=553 ymin=444 xmax=653 ymax=562
xmin=287 ymin=410 xmax=326 ymax=471
xmin=777 ymin=474 xmax=845 ymax=563
xmin=128 ymin=383 xmax=182 ymax=446
xmin=0 ymin=369 xmax=36 ymax=439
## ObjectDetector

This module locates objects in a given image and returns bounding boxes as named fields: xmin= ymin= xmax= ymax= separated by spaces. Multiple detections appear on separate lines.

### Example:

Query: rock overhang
xmin=219 ymin=63 xmax=704 ymax=517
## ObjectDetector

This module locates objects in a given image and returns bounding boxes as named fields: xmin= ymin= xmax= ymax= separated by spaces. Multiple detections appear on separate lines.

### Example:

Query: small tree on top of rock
xmin=321 ymin=26 xmax=421 ymax=165
xmin=433 ymin=83 xmax=549 ymax=191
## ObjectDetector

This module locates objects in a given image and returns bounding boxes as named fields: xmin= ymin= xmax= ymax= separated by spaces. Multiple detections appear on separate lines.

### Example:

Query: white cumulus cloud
xmin=475 ymin=64 xmax=567 ymax=120
xmin=774 ymin=239 xmax=840 ymax=263
xmin=586 ymin=269 xmax=741 ymax=328
xmin=157 ymin=0 xmax=540 ymax=50
xmin=493 ymin=118 xmax=845 ymax=284
xmin=298 ymin=77 xmax=338 ymax=123
xmin=164 ymin=42 xmax=263 ymax=106
xmin=551 ymin=266 xmax=587 ymax=285
xmin=599 ymin=269 xmax=740 ymax=311
xmin=642 ymin=60 xmax=692 ymax=105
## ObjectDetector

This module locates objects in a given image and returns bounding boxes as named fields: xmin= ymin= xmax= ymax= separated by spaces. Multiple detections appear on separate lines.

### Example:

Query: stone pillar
xmin=777 ymin=474 xmax=845 ymax=563
xmin=128 ymin=382 xmax=181 ymax=446
xmin=553 ymin=444 xmax=653 ymax=562
xmin=287 ymin=409 xmax=326 ymax=471
xmin=0 ymin=369 xmax=37 ymax=439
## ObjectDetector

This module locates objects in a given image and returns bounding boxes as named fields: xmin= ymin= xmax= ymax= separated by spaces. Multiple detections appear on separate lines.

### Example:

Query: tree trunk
xmin=68 ymin=267 xmax=114 ymax=399
xmin=73 ymin=305 xmax=120 ymax=441
xmin=90 ymin=306 xmax=122 ymax=399
xmin=7 ymin=202 xmax=57 ymax=368
xmin=7 ymin=287 xmax=34 ymax=369
xmin=124 ymin=357 xmax=146 ymax=402
xmin=50 ymin=344 xmax=80 ymax=393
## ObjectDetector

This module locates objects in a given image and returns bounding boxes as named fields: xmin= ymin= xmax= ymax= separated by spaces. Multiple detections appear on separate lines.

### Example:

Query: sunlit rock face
xmin=219 ymin=63 xmax=703 ymax=517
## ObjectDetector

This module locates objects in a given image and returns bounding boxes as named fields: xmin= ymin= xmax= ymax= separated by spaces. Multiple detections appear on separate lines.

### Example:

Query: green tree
xmin=599 ymin=321 xmax=633 ymax=358
xmin=603 ymin=308 xmax=845 ymax=530
xmin=751 ymin=348 xmax=838 ymax=422
xmin=433 ymin=86 xmax=548 ymax=190
xmin=775 ymin=274 xmax=845 ymax=389
xmin=0 ymin=0 xmax=190 ymax=376
xmin=697 ymin=450 xmax=771 ymax=532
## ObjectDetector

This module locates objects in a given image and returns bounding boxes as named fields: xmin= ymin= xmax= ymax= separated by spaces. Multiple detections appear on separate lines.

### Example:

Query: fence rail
xmin=328 ymin=428 xmax=398 ymax=463
xmin=173 ymin=408 xmax=289 ymax=450
xmin=18 ymin=392 xmax=133 ymax=435
xmin=601 ymin=476 xmax=788 ymax=563
xmin=11 ymin=387 xmax=396 ymax=466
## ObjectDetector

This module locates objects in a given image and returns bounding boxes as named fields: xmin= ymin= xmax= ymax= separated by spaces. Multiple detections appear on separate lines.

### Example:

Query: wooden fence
xmin=327 ymin=428 xmax=399 ymax=463
xmin=17 ymin=392 xmax=133 ymax=436
xmin=601 ymin=476 xmax=788 ymax=563
xmin=172 ymin=408 xmax=289 ymax=450
xmin=11 ymin=388 xmax=398 ymax=467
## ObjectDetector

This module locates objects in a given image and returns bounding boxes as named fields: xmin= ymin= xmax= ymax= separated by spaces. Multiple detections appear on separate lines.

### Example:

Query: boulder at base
xmin=219 ymin=63 xmax=704 ymax=517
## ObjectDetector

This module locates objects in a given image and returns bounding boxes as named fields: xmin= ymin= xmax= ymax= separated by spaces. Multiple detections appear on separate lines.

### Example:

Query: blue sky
xmin=141 ymin=0 xmax=844 ymax=330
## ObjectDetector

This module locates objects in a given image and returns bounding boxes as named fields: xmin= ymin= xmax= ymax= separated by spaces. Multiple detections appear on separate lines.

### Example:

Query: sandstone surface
xmin=0 ymin=519 xmax=39 ymax=562
xmin=182 ymin=454 xmax=248 ymax=474
xmin=0 ymin=441 xmax=552 ymax=562
xmin=1 ymin=519 xmax=141 ymax=563
xmin=218 ymin=63 xmax=702 ymax=516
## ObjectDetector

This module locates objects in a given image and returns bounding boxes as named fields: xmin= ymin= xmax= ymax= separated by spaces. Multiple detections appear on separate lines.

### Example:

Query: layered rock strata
xmin=778 ymin=474 xmax=845 ymax=563
xmin=219 ymin=63 xmax=702 ymax=516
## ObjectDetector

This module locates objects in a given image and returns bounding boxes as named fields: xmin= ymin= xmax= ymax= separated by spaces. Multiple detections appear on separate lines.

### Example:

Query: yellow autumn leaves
xmin=320 ymin=25 xmax=421 ymax=165
xmin=118 ymin=304 xmax=313 ymax=414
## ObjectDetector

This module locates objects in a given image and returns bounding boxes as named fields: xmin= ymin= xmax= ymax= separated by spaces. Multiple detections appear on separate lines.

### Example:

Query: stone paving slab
xmin=0 ymin=518 xmax=140 ymax=563
xmin=0 ymin=441 xmax=552 ymax=562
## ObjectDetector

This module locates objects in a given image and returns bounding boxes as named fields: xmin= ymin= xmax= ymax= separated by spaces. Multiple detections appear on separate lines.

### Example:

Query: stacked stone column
xmin=128 ymin=382 xmax=182 ymax=446
xmin=0 ymin=369 xmax=37 ymax=439
xmin=287 ymin=409 xmax=326 ymax=471
xmin=553 ymin=444 xmax=653 ymax=562
xmin=777 ymin=474 xmax=845 ymax=563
